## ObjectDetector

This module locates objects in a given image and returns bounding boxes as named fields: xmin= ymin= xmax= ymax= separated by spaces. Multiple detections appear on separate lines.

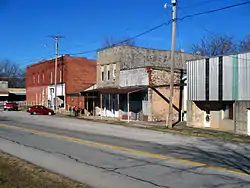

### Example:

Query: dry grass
xmin=0 ymin=151 xmax=91 ymax=188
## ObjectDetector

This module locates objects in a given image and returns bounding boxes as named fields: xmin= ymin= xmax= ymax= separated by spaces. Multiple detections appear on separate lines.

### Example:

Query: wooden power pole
xmin=48 ymin=35 xmax=63 ymax=112
xmin=167 ymin=0 xmax=177 ymax=128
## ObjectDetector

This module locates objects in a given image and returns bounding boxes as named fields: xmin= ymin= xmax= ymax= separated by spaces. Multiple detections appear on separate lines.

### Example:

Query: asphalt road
xmin=0 ymin=111 xmax=250 ymax=188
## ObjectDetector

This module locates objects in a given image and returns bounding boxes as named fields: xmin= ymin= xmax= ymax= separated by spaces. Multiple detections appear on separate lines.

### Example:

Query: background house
xmin=187 ymin=52 xmax=250 ymax=135
xmin=83 ymin=45 xmax=196 ymax=123
xmin=26 ymin=55 xmax=96 ymax=109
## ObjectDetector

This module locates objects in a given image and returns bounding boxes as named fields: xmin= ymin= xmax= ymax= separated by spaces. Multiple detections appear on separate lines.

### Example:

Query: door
xmin=35 ymin=106 xmax=43 ymax=114
xmin=204 ymin=112 xmax=211 ymax=128
xmin=40 ymin=106 xmax=49 ymax=115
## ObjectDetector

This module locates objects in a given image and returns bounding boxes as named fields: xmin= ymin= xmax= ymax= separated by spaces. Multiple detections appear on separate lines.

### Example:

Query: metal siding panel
xmin=187 ymin=59 xmax=207 ymax=101
xmin=223 ymin=56 xmax=233 ymax=100
xmin=247 ymin=53 xmax=250 ymax=100
xmin=238 ymin=52 xmax=250 ymax=100
xmin=187 ymin=61 xmax=193 ymax=100
xmin=200 ymin=59 xmax=206 ymax=100
xmin=187 ymin=61 xmax=191 ymax=100
xmin=192 ymin=61 xmax=196 ymax=100
xmin=195 ymin=60 xmax=198 ymax=100
xmin=238 ymin=54 xmax=246 ymax=100
xmin=209 ymin=57 xmax=219 ymax=100
xmin=191 ymin=61 xmax=195 ymax=100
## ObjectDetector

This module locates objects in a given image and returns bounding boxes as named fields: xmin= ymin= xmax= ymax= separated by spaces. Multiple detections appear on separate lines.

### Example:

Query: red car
xmin=4 ymin=102 xmax=18 ymax=111
xmin=27 ymin=105 xmax=55 ymax=115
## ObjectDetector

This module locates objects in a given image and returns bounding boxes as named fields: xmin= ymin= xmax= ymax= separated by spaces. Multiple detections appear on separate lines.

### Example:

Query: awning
xmin=67 ymin=84 xmax=96 ymax=96
xmin=82 ymin=86 xmax=148 ymax=94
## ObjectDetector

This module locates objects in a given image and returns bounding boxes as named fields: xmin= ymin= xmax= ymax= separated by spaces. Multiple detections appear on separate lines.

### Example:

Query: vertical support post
xmin=86 ymin=93 xmax=88 ymax=113
xmin=109 ymin=94 xmax=111 ymax=111
xmin=179 ymin=69 xmax=184 ymax=122
xmin=93 ymin=92 xmax=95 ymax=116
xmin=167 ymin=0 xmax=177 ymax=128
xmin=100 ymin=93 xmax=103 ymax=119
xmin=233 ymin=101 xmax=236 ymax=133
xmin=117 ymin=93 xmax=120 ymax=120
xmin=127 ymin=93 xmax=130 ymax=122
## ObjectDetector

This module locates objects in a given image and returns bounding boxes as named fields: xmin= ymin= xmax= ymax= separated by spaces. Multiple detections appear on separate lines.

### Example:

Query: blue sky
xmin=0 ymin=0 xmax=249 ymax=67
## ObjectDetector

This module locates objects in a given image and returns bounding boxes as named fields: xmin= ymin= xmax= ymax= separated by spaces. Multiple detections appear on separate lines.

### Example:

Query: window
xmin=42 ymin=73 xmax=44 ymax=83
xmin=101 ymin=71 xmax=104 ymax=81
xmin=106 ymin=65 xmax=110 ymax=81
xmin=101 ymin=66 xmax=104 ymax=81
xmin=113 ymin=64 xmax=116 ymax=79
xmin=50 ymin=72 xmax=53 ymax=84
xmin=37 ymin=73 xmax=40 ymax=84
xmin=107 ymin=70 xmax=110 ymax=80
xmin=33 ymin=74 xmax=35 ymax=84
xmin=60 ymin=70 xmax=62 ymax=83
xmin=224 ymin=104 xmax=233 ymax=120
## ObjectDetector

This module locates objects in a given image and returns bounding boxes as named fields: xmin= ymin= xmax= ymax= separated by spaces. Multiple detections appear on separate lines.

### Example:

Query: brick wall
xmin=26 ymin=55 xmax=96 ymax=109
xmin=66 ymin=96 xmax=84 ymax=110
xmin=151 ymin=87 xmax=180 ymax=122
xmin=26 ymin=86 xmax=48 ymax=106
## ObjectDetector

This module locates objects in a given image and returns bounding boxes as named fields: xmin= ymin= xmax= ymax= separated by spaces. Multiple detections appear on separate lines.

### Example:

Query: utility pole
xmin=48 ymin=35 xmax=63 ymax=112
xmin=167 ymin=0 xmax=177 ymax=128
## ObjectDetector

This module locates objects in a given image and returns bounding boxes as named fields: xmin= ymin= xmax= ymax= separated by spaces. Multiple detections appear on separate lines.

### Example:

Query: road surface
xmin=0 ymin=111 xmax=250 ymax=188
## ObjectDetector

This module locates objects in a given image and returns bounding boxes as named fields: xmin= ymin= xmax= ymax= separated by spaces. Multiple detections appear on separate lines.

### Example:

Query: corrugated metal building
xmin=187 ymin=52 xmax=250 ymax=135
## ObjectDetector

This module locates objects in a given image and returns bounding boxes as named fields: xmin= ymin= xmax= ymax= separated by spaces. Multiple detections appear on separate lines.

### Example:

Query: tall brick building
xmin=26 ymin=55 xmax=96 ymax=109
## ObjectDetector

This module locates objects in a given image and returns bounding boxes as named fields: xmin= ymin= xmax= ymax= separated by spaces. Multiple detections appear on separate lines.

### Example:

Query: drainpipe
xmin=233 ymin=101 xmax=236 ymax=133
xmin=127 ymin=92 xmax=130 ymax=122
xmin=100 ymin=93 xmax=103 ymax=119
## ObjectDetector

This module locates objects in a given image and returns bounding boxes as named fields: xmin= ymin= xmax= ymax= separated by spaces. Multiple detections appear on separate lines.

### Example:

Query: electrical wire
xmin=69 ymin=21 xmax=171 ymax=56
xmin=68 ymin=1 xmax=250 ymax=56
xmin=178 ymin=1 xmax=250 ymax=21
xmin=179 ymin=0 xmax=218 ymax=9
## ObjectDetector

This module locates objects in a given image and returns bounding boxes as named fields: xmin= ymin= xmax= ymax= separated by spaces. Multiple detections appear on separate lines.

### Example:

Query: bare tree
xmin=102 ymin=37 xmax=136 ymax=49
xmin=239 ymin=35 xmax=250 ymax=53
xmin=192 ymin=35 xmax=238 ymax=57
xmin=0 ymin=60 xmax=25 ymax=88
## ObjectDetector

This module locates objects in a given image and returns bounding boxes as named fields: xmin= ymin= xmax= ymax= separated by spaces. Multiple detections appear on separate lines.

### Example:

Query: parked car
xmin=27 ymin=105 xmax=55 ymax=115
xmin=4 ymin=102 xmax=18 ymax=111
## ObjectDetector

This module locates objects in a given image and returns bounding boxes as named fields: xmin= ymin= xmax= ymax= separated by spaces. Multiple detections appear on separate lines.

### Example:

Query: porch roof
xmin=82 ymin=85 xmax=148 ymax=94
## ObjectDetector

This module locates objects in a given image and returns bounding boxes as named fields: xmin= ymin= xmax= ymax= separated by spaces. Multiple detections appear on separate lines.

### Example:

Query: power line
xmin=179 ymin=0 xmax=218 ymax=9
xmin=69 ymin=22 xmax=171 ymax=56
xmin=178 ymin=1 xmax=250 ymax=21
xmin=68 ymin=1 xmax=250 ymax=57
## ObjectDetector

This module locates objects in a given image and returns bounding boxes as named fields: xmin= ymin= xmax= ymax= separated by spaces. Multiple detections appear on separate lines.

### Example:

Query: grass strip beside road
xmin=0 ymin=151 xmax=91 ymax=188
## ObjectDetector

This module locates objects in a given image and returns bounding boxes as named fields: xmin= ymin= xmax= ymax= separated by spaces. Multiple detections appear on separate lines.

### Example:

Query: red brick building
xmin=26 ymin=55 xmax=96 ymax=109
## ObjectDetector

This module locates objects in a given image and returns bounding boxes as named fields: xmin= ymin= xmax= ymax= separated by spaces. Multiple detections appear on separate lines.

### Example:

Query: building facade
xmin=26 ymin=55 xmax=96 ymax=109
xmin=83 ymin=45 xmax=195 ymax=123
xmin=187 ymin=52 xmax=250 ymax=135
